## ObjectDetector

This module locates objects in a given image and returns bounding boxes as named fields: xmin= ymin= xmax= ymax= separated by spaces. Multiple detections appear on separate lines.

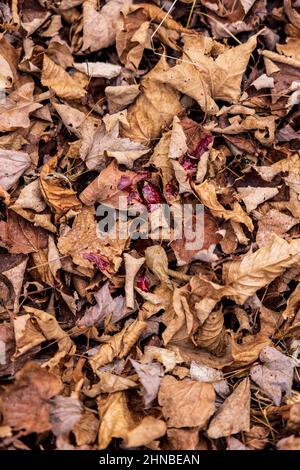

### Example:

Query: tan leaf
xmin=73 ymin=411 xmax=99 ymax=446
xmin=121 ymin=55 xmax=183 ymax=144
xmin=41 ymin=55 xmax=86 ymax=100
xmin=98 ymin=391 xmax=166 ymax=449
xmin=82 ymin=0 xmax=131 ymax=52
xmin=223 ymin=235 xmax=300 ymax=304
xmin=124 ymin=253 xmax=145 ymax=309
xmin=145 ymin=245 xmax=172 ymax=288
xmin=124 ymin=416 xmax=166 ymax=448
xmin=24 ymin=306 xmax=75 ymax=363
xmin=39 ymin=156 xmax=82 ymax=220
xmin=13 ymin=314 xmax=45 ymax=357
xmin=14 ymin=179 xmax=46 ymax=213
xmin=143 ymin=346 xmax=183 ymax=373
xmin=158 ymin=375 xmax=215 ymax=428
xmin=89 ymin=319 xmax=147 ymax=371
xmin=237 ymin=186 xmax=279 ymax=212
xmin=194 ymin=310 xmax=225 ymax=356
xmin=193 ymin=180 xmax=253 ymax=231
xmin=0 ymin=78 xmax=41 ymax=132
xmin=105 ymin=85 xmax=140 ymax=114
xmin=57 ymin=206 xmax=127 ymax=276
xmin=207 ymin=378 xmax=250 ymax=438
xmin=74 ymin=62 xmax=121 ymax=79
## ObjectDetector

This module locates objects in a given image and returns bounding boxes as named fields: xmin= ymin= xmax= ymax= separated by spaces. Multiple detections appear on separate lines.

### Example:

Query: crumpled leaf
xmin=250 ymin=346 xmax=295 ymax=405
xmin=207 ymin=378 xmax=250 ymax=438
xmin=158 ymin=375 xmax=215 ymax=428
xmin=57 ymin=205 xmax=127 ymax=276
xmin=105 ymin=84 xmax=140 ymax=114
xmin=74 ymin=61 xmax=121 ymax=79
xmin=89 ymin=319 xmax=147 ymax=372
xmin=190 ymin=361 xmax=230 ymax=398
xmin=193 ymin=180 xmax=253 ymax=231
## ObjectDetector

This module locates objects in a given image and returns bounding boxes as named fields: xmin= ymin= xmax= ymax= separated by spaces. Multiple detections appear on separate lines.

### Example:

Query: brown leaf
xmin=39 ymin=156 xmax=82 ymax=219
xmin=57 ymin=205 xmax=127 ymax=276
xmin=0 ymin=210 xmax=48 ymax=254
xmin=0 ymin=362 xmax=62 ymax=434
xmin=73 ymin=411 xmax=99 ymax=446
xmin=158 ymin=375 xmax=215 ymax=428
xmin=207 ymin=378 xmax=250 ymax=438
xmin=89 ymin=319 xmax=147 ymax=372
xmin=194 ymin=310 xmax=225 ymax=356
xmin=0 ymin=78 xmax=41 ymax=132
xmin=82 ymin=0 xmax=131 ymax=53
xmin=41 ymin=54 xmax=86 ymax=100
xmin=121 ymin=55 xmax=183 ymax=144
xmin=223 ymin=235 xmax=300 ymax=304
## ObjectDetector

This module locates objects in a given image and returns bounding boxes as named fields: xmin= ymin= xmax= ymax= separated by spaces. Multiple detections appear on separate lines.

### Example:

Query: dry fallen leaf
xmin=250 ymin=346 xmax=295 ymax=405
xmin=158 ymin=375 xmax=215 ymax=428
xmin=0 ymin=362 xmax=62 ymax=434
xmin=207 ymin=378 xmax=250 ymax=438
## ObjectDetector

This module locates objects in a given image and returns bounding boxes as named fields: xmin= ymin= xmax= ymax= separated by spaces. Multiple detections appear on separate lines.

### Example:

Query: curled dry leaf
xmin=193 ymin=180 xmax=253 ymax=231
xmin=0 ymin=78 xmax=41 ymax=132
xmin=77 ymin=282 xmax=126 ymax=328
xmin=194 ymin=310 xmax=225 ymax=356
xmin=223 ymin=235 xmax=300 ymax=304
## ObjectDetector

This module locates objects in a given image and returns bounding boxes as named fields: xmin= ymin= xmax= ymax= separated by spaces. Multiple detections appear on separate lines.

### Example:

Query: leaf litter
xmin=1 ymin=0 xmax=300 ymax=451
